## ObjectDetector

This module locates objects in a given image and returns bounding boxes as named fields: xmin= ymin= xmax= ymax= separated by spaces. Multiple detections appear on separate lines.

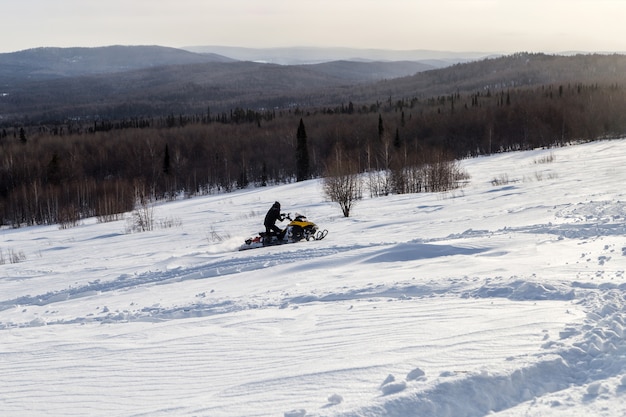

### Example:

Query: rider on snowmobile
xmin=264 ymin=201 xmax=286 ymax=241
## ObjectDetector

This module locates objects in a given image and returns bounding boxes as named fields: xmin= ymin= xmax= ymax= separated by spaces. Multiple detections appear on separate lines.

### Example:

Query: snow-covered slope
xmin=2 ymin=139 xmax=626 ymax=416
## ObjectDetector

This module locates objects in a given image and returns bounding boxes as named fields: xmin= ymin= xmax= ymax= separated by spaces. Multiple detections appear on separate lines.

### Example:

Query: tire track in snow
xmin=0 ymin=245 xmax=353 ymax=310
xmin=0 ymin=243 xmax=384 ymax=328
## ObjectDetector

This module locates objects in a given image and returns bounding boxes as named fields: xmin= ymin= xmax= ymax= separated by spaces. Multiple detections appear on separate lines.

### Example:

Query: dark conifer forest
xmin=1 ymin=50 xmax=625 ymax=227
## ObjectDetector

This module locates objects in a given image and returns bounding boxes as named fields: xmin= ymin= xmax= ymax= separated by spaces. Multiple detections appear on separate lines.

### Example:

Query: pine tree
xmin=163 ymin=144 xmax=170 ymax=175
xmin=296 ymin=118 xmax=309 ymax=182
xmin=394 ymin=128 xmax=401 ymax=149
xmin=47 ymin=153 xmax=61 ymax=185
xmin=261 ymin=162 xmax=268 ymax=187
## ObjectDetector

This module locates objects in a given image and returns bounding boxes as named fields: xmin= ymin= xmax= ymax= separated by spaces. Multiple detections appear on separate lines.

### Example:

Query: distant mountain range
xmin=0 ymin=45 xmax=480 ymax=84
xmin=0 ymin=45 xmax=460 ymax=121
xmin=0 ymin=45 xmax=625 ymax=123
xmin=183 ymin=45 xmax=494 ymax=66
xmin=0 ymin=45 xmax=235 ymax=81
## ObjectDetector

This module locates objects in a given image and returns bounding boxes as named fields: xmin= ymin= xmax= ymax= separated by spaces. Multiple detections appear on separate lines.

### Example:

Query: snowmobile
xmin=239 ymin=213 xmax=328 ymax=251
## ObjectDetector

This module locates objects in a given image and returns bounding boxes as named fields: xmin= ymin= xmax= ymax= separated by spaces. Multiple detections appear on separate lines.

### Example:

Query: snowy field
xmin=2 ymin=139 xmax=626 ymax=416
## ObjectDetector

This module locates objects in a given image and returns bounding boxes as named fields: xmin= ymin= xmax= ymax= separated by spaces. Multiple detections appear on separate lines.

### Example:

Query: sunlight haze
xmin=3 ymin=0 xmax=625 ymax=54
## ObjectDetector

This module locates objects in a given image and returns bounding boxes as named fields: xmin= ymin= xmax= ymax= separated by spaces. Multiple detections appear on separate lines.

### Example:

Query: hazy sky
xmin=3 ymin=0 xmax=625 ymax=53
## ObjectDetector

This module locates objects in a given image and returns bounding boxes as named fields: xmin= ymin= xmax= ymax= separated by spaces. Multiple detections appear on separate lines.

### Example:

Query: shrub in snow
xmin=0 ymin=248 xmax=27 ymax=264
xmin=125 ymin=186 xmax=155 ymax=233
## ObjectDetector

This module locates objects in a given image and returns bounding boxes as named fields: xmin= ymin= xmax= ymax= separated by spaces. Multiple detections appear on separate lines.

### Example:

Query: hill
xmin=307 ymin=60 xmax=436 ymax=81
xmin=0 ymin=47 xmax=437 ymax=121
xmin=0 ymin=61 xmax=374 ymax=120
xmin=183 ymin=45 xmax=491 ymax=65
xmin=347 ymin=52 xmax=626 ymax=102
xmin=0 ymin=45 xmax=234 ymax=81
xmin=2 ymin=139 xmax=626 ymax=416
xmin=1 ymin=49 xmax=626 ymax=123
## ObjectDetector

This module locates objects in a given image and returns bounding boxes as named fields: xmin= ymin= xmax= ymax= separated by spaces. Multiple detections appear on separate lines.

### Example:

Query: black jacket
xmin=264 ymin=202 xmax=282 ymax=227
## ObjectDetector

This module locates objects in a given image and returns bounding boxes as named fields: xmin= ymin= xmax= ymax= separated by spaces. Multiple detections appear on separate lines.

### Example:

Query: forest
xmin=1 ymin=53 xmax=626 ymax=227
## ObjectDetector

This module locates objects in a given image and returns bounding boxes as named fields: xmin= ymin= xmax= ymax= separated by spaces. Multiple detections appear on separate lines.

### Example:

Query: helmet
xmin=274 ymin=201 xmax=281 ymax=209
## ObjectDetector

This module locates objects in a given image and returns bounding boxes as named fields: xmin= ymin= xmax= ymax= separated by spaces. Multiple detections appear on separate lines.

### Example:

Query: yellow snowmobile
xmin=240 ymin=213 xmax=328 ymax=250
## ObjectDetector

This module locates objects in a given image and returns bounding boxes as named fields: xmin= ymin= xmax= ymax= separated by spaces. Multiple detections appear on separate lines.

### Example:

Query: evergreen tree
xmin=46 ymin=153 xmax=61 ymax=185
xmin=394 ymin=128 xmax=401 ymax=149
xmin=296 ymin=118 xmax=309 ymax=182
xmin=261 ymin=162 xmax=268 ymax=187
xmin=378 ymin=114 xmax=384 ymax=140
xmin=163 ymin=144 xmax=170 ymax=175
xmin=237 ymin=168 xmax=248 ymax=189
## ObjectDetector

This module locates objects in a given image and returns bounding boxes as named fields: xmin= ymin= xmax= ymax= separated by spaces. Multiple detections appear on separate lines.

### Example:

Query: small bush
xmin=534 ymin=153 xmax=555 ymax=164
xmin=156 ymin=217 xmax=182 ymax=229
xmin=534 ymin=171 xmax=559 ymax=182
xmin=491 ymin=173 xmax=510 ymax=186
xmin=424 ymin=159 xmax=469 ymax=192
xmin=97 ymin=212 xmax=125 ymax=223
xmin=0 ymin=248 xmax=27 ymax=264
xmin=367 ymin=170 xmax=392 ymax=198
xmin=125 ymin=206 xmax=154 ymax=233
xmin=58 ymin=204 xmax=81 ymax=229
xmin=125 ymin=184 xmax=154 ymax=233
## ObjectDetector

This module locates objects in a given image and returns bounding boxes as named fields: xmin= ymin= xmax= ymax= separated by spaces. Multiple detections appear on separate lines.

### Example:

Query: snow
xmin=2 ymin=139 xmax=626 ymax=416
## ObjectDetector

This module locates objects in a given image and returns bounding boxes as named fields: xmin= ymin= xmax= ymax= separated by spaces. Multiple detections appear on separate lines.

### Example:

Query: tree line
xmin=1 ymin=81 xmax=625 ymax=227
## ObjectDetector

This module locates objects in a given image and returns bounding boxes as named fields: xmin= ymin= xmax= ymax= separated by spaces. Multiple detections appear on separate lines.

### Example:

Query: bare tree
xmin=322 ymin=144 xmax=361 ymax=217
